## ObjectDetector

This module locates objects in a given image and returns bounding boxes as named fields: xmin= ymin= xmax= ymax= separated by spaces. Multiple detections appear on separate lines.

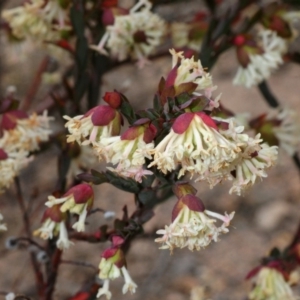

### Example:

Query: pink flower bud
xmin=0 ymin=149 xmax=8 ymax=161
xmin=103 ymin=91 xmax=122 ymax=108
xmin=64 ymin=183 xmax=94 ymax=205
xmin=172 ymin=195 xmax=205 ymax=221
xmin=1 ymin=110 xmax=28 ymax=130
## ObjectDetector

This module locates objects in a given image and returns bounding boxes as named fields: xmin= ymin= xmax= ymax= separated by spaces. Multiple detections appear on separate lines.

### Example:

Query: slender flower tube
xmin=45 ymin=184 xmax=94 ymax=232
xmin=34 ymin=204 xmax=73 ymax=250
xmin=97 ymin=237 xmax=137 ymax=299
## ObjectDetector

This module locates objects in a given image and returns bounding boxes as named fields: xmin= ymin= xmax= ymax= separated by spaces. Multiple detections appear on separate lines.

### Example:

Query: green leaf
xmin=119 ymin=94 xmax=136 ymax=124
xmin=106 ymin=171 xmax=140 ymax=193
xmin=138 ymin=188 xmax=157 ymax=207
xmin=77 ymin=170 xmax=108 ymax=185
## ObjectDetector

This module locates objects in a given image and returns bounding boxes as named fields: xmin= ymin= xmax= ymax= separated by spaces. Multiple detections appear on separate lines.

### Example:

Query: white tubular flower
xmin=97 ymin=240 xmax=138 ymax=299
xmin=266 ymin=108 xmax=300 ymax=156
xmin=56 ymin=221 xmax=74 ymax=250
xmin=97 ymin=279 xmax=112 ymax=300
xmin=1 ymin=0 xmax=69 ymax=42
xmin=249 ymin=267 xmax=297 ymax=300
xmin=233 ymin=30 xmax=286 ymax=88
xmin=46 ymin=184 xmax=94 ymax=233
xmin=0 ymin=147 xmax=32 ymax=194
xmin=121 ymin=267 xmax=138 ymax=295
xmin=155 ymin=195 xmax=234 ymax=253
xmin=64 ymin=105 xmax=122 ymax=145
xmin=91 ymin=0 xmax=166 ymax=66
xmin=149 ymin=112 xmax=240 ymax=179
xmin=94 ymin=123 xmax=156 ymax=182
xmin=229 ymin=136 xmax=278 ymax=196
xmin=34 ymin=204 xmax=73 ymax=250
xmin=1 ymin=110 xmax=53 ymax=152
xmin=0 ymin=213 xmax=7 ymax=231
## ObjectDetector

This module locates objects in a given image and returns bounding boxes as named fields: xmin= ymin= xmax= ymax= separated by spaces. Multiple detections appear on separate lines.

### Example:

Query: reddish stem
xmin=22 ymin=56 xmax=50 ymax=111
xmin=14 ymin=177 xmax=45 ymax=298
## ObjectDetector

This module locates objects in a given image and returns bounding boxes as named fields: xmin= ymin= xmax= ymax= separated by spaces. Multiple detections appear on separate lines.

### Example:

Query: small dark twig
xmin=61 ymin=260 xmax=98 ymax=271
xmin=258 ymin=81 xmax=280 ymax=108
xmin=14 ymin=177 xmax=45 ymax=298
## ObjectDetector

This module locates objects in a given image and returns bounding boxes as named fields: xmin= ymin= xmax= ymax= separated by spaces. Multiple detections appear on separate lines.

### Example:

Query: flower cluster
xmin=155 ymin=184 xmax=234 ymax=253
xmin=0 ymin=109 xmax=53 ymax=194
xmin=233 ymin=29 xmax=286 ymax=88
xmin=250 ymin=107 xmax=300 ymax=156
xmin=2 ymin=0 xmax=71 ymax=42
xmin=248 ymin=266 xmax=297 ymax=300
xmin=171 ymin=13 xmax=208 ymax=52
xmin=34 ymin=184 xmax=94 ymax=249
xmin=97 ymin=236 xmax=137 ymax=299
xmin=90 ymin=0 xmax=166 ymax=67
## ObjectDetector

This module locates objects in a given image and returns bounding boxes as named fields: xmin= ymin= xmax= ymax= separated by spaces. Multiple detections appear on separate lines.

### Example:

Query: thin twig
xmin=22 ymin=56 xmax=50 ymax=111
xmin=14 ymin=177 xmax=45 ymax=298
xmin=61 ymin=260 xmax=98 ymax=271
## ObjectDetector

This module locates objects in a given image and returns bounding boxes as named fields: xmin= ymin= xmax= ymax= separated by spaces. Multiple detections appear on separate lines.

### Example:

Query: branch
xmin=14 ymin=177 xmax=45 ymax=298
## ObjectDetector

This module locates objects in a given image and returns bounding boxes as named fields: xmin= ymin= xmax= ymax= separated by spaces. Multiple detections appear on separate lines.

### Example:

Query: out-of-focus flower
xmin=65 ymin=143 xmax=98 ymax=186
xmin=0 ymin=213 xmax=7 ymax=231
xmin=94 ymin=122 xmax=156 ymax=182
xmin=0 ymin=147 xmax=32 ymax=194
xmin=233 ymin=30 xmax=286 ymax=88
xmin=155 ymin=194 xmax=234 ymax=253
xmin=2 ymin=0 xmax=71 ymax=42
xmin=261 ymin=3 xmax=300 ymax=44
xmin=1 ymin=110 xmax=53 ymax=152
xmin=171 ymin=13 xmax=208 ymax=52
xmin=149 ymin=112 xmax=240 ymax=178
xmin=90 ymin=0 xmax=166 ymax=67
xmin=45 ymin=184 xmax=94 ymax=232
xmin=5 ymin=293 xmax=15 ymax=300
xmin=250 ymin=108 xmax=300 ymax=156
xmin=97 ymin=236 xmax=137 ymax=299
xmin=64 ymin=103 xmax=122 ymax=146
xmin=248 ymin=266 xmax=297 ymax=300
xmin=34 ymin=204 xmax=73 ymax=250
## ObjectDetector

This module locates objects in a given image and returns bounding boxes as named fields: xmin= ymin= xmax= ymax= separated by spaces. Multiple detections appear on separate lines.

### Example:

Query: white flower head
xmin=94 ymin=123 xmax=156 ymax=182
xmin=155 ymin=195 xmax=234 ymax=253
xmin=91 ymin=0 xmax=166 ymax=67
xmin=266 ymin=108 xmax=300 ymax=156
xmin=1 ymin=110 xmax=53 ymax=152
xmin=233 ymin=30 xmax=287 ymax=88
xmin=0 ymin=146 xmax=33 ymax=194
xmin=149 ymin=112 xmax=240 ymax=179
xmin=1 ymin=0 xmax=71 ymax=42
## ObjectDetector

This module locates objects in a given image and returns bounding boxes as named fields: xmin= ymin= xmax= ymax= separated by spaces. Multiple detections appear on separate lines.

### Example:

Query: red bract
xmin=64 ymin=184 xmax=94 ymax=204
xmin=1 ymin=110 xmax=28 ymax=130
